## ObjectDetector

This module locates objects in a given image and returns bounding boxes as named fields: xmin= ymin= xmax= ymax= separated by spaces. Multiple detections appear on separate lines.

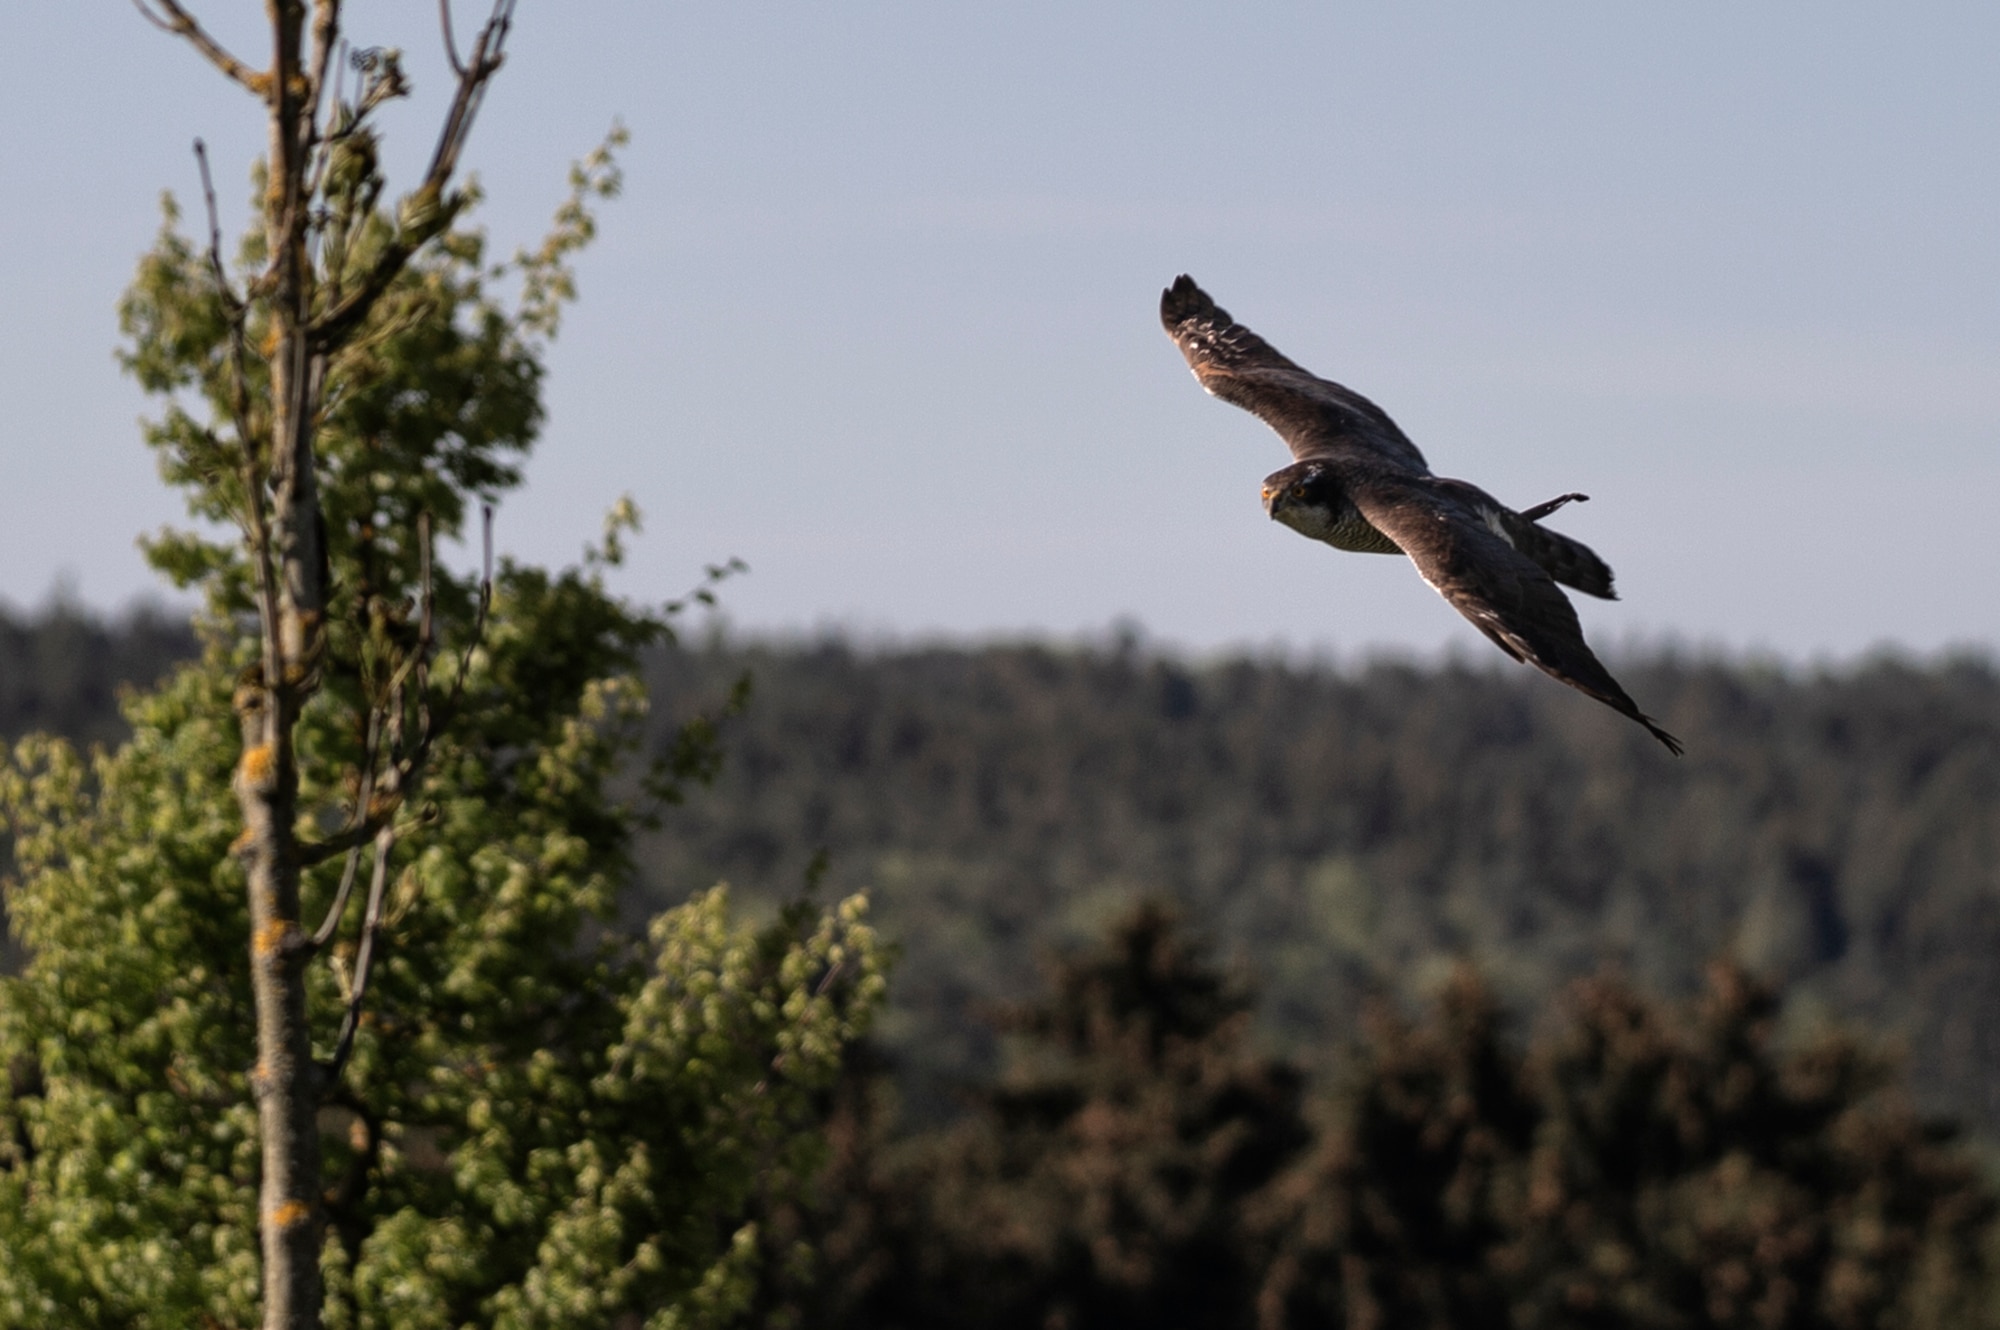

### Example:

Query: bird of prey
xmin=1160 ymin=275 xmax=1682 ymax=754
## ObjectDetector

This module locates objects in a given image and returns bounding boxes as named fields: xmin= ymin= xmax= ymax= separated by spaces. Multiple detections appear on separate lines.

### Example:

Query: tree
xmin=1255 ymin=968 xmax=1538 ymax=1330
xmin=1502 ymin=964 xmax=1997 ymax=1329
xmin=970 ymin=902 xmax=1311 ymax=1330
xmin=0 ymin=5 xmax=883 ymax=1327
xmin=775 ymin=901 xmax=1312 ymax=1330
xmin=1255 ymin=964 xmax=1998 ymax=1330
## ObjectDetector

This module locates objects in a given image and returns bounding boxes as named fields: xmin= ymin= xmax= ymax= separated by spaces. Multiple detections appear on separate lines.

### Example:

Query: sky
xmin=3 ymin=3 xmax=1996 ymax=661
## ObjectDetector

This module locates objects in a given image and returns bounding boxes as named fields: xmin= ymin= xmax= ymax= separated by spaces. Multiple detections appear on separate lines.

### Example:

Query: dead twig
xmin=307 ymin=706 xmax=383 ymax=949
xmin=304 ymin=0 xmax=343 ymax=136
xmin=132 ymin=0 xmax=263 ymax=93
xmin=438 ymin=0 xmax=466 ymax=77
xmin=324 ymin=825 xmax=395 ymax=1085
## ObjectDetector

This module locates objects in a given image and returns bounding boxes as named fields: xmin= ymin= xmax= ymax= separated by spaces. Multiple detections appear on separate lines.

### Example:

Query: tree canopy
xmin=0 ymin=29 xmax=882 ymax=1326
xmin=772 ymin=905 xmax=1999 ymax=1330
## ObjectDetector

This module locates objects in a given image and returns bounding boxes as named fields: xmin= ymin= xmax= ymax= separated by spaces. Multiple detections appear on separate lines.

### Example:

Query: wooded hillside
xmin=635 ymin=637 xmax=2000 ymax=1131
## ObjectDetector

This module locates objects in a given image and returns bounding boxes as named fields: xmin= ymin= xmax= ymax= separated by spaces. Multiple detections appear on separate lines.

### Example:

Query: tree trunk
xmin=236 ymin=684 xmax=323 ymax=1329
xmin=245 ymin=8 xmax=331 ymax=1326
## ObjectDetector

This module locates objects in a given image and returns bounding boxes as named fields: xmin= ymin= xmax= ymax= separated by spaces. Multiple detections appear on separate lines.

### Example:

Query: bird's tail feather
xmin=1505 ymin=515 xmax=1618 ymax=600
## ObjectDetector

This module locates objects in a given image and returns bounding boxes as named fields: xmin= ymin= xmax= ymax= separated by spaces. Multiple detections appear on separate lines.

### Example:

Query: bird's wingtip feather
xmin=1160 ymin=274 xmax=1221 ymax=331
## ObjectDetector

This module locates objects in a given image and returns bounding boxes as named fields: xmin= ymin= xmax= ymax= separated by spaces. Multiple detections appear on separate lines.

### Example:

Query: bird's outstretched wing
xmin=1160 ymin=275 xmax=1429 ymax=473
xmin=1349 ymin=475 xmax=1683 ymax=754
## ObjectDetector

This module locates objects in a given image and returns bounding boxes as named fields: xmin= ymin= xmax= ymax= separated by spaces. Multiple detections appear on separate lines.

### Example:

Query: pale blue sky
xmin=4 ymin=3 xmax=1996 ymax=658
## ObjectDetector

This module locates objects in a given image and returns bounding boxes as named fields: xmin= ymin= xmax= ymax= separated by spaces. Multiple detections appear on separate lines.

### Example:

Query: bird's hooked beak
xmin=1262 ymin=485 xmax=1283 ymax=519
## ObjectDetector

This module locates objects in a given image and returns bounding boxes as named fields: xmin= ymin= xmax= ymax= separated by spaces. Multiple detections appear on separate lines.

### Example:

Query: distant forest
xmin=4 ymin=606 xmax=1999 ymax=1136
xmin=636 ymin=634 xmax=2000 ymax=1138
xmin=0 ymin=601 xmax=196 ymax=748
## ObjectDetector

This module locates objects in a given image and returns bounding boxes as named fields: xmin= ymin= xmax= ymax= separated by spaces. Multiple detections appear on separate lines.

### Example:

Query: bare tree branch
xmin=132 ymin=0 xmax=264 ymax=93
xmin=311 ymin=0 xmax=516 ymax=347
xmin=192 ymin=140 xmax=243 ymax=315
xmin=328 ymin=40 xmax=349 ymax=130
xmin=414 ymin=511 xmax=436 ymax=719
xmin=324 ymin=825 xmax=395 ymax=1086
xmin=422 ymin=0 xmax=515 ymax=184
xmin=321 ymin=515 xmax=436 ymax=1085
xmin=320 ymin=1087 xmax=381 ymax=1261
xmin=195 ymin=138 xmax=285 ymax=695
xmin=295 ymin=507 xmax=492 ymax=870
xmin=438 ymin=0 xmax=466 ymax=77
xmin=397 ymin=505 xmax=494 ymax=800
xmin=310 ymin=845 xmax=368 ymax=950
xmin=304 ymin=1 xmax=343 ymax=134
xmin=307 ymin=707 xmax=382 ymax=949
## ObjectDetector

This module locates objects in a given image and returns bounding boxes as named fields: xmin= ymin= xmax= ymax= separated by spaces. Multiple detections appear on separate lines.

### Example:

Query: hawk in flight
xmin=1161 ymin=275 xmax=1681 ymax=755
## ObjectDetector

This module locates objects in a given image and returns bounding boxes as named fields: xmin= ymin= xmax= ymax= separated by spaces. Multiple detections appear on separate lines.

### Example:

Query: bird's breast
xmin=1275 ymin=499 xmax=1402 ymax=555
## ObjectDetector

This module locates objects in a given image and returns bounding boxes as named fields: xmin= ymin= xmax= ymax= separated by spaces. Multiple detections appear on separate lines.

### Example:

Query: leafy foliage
xmin=0 ymin=149 xmax=883 ymax=1326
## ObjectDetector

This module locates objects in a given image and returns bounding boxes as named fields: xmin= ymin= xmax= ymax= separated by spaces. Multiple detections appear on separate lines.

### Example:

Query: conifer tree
xmin=1255 ymin=965 xmax=1998 ymax=1330
xmin=1255 ymin=968 xmax=1538 ymax=1330
xmin=1504 ymin=964 xmax=1997 ymax=1329
xmin=0 ymin=5 xmax=883 ymax=1327
xmin=781 ymin=902 xmax=1310 ymax=1330
xmin=973 ymin=902 xmax=1310 ymax=1330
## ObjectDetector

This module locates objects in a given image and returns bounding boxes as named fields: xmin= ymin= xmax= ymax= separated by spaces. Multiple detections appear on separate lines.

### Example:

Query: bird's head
xmin=1261 ymin=461 xmax=1339 ymax=533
